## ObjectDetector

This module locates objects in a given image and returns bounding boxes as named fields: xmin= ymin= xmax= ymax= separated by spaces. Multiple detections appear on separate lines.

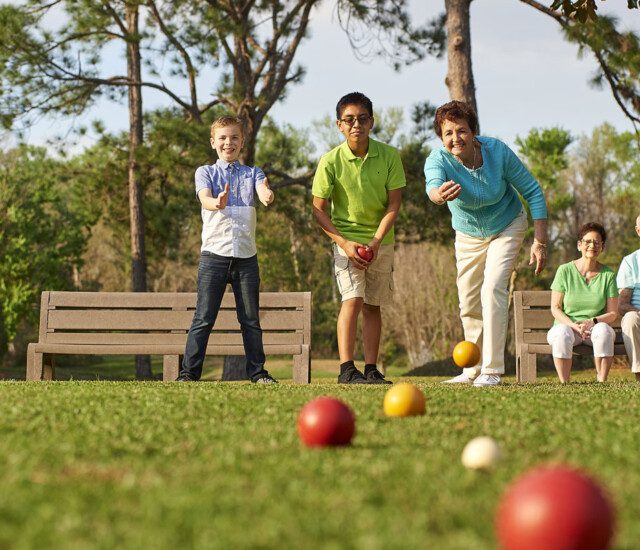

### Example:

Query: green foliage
xmin=561 ymin=14 xmax=640 ymax=128
xmin=1 ymin=378 xmax=640 ymax=547
xmin=64 ymin=108 xmax=218 ymax=291
xmin=516 ymin=124 xmax=640 ymax=288
xmin=551 ymin=0 xmax=639 ymax=22
xmin=255 ymin=119 xmax=339 ymax=354
xmin=0 ymin=146 xmax=90 ymax=350
xmin=516 ymin=127 xmax=575 ymax=234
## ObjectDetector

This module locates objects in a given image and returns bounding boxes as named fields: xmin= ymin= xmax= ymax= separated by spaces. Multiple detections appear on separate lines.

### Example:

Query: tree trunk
xmin=222 ymin=356 xmax=248 ymax=381
xmin=445 ymin=0 xmax=479 ymax=117
xmin=126 ymin=4 xmax=152 ymax=380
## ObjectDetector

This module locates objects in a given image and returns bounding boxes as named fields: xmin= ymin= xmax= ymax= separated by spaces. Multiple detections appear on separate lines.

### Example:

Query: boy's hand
xmin=366 ymin=237 xmax=381 ymax=261
xmin=342 ymin=240 xmax=369 ymax=270
xmin=214 ymin=183 xmax=229 ymax=210
xmin=257 ymin=179 xmax=274 ymax=206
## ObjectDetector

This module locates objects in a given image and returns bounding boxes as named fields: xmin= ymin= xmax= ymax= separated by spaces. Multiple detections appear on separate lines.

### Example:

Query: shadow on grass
xmin=402 ymin=353 xmax=628 ymax=378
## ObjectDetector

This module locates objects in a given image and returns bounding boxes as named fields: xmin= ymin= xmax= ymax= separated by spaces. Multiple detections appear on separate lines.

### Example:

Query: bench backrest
xmin=37 ymin=291 xmax=311 ymax=347
xmin=513 ymin=290 xmax=622 ymax=352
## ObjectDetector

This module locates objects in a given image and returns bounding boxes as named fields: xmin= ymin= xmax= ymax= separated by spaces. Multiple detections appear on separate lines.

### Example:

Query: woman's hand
xmin=576 ymin=320 xmax=594 ymax=338
xmin=434 ymin=180 xmax=461 ymax=204
xmin=529 ymin=241 xmax=547 ymax=275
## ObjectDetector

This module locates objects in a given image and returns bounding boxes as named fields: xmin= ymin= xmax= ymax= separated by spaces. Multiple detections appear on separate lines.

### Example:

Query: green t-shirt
xmin=550 ymin=261 xmax=618 ymax=324
xmin=311 ymin=138 xmax=407 ymax=245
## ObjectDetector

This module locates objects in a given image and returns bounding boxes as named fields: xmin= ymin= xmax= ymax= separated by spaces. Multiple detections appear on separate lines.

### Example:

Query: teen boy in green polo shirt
xmin=312 ymin=92 xmax=407 ymax=384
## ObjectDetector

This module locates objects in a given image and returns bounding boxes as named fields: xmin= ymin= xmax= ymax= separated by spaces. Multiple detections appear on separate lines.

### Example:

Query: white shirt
xmin=617 ymin=249 xmax=640 ymax=308
xmin=195 ymin=160 xmax=266 ymax=258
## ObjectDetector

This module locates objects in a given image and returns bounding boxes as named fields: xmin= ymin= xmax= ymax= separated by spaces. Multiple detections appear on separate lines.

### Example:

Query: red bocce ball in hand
xmin=356 ymin=246 xmax=373 ymax=262
xmin=297 ymin=397 xmax=355 ymax=447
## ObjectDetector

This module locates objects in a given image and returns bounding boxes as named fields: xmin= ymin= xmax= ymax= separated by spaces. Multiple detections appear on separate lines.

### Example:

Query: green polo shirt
xmin=312 ymin=138 xmax=406 ymax=245
xmin=550 ymin=261 xmax=618 ymax=324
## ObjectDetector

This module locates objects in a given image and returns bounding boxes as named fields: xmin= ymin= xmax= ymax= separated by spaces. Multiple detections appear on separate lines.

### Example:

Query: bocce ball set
xmin=295 ymin=340 xmax=616 ymax=549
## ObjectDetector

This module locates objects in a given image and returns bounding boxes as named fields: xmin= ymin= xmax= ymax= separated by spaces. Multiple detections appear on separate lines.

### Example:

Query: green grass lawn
xmin=0 ymin=371 xmax=639 ymax=549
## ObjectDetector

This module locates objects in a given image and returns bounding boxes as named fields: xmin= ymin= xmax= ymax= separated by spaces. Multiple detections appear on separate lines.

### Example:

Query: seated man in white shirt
xmin=616 ymin=214 xmax=640 ymax=382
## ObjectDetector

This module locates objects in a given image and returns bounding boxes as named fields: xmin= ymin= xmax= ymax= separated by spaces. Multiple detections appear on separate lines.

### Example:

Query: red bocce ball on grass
xmin=496 ymin=465 xmax=615 ymax=550
xmin=297 ymin=397 xmax=355 ymax=447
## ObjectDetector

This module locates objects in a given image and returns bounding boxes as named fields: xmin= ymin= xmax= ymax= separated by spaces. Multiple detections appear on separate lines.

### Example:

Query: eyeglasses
xmin=580 ymin=239 xmax=603 ymax=247
xmin=339 ymin=115 xmax=372 ymax=127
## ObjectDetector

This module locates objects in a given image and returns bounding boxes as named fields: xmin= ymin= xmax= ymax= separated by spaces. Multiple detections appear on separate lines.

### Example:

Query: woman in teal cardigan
xmin=424 ymin=100 xmax=548 ymax=387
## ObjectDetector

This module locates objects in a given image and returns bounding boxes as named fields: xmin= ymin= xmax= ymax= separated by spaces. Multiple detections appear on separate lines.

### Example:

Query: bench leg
xmin=43 ymin=355 xmax=55 ymax=381
xmin=293 ymin=345 xmax=311 ymax=384
xmin=163 ymin=355 xmax=182 ymax=382
xmin=519 ymin=344 xmax=537 ymax=383
xmin=26 ymin=344 xmax=43 ymax=381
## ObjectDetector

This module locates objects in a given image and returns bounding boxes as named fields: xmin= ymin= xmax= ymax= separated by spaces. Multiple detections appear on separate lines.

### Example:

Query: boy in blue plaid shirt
xmin=177 ymin=116 xmax=277 ymax=383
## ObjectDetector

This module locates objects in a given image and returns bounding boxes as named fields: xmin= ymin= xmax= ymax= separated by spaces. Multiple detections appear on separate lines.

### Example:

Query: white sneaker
xmin=442 ymin=373 xmax=474 ymax=384
xmin=473 ymin=374 xmax=501 ymax=387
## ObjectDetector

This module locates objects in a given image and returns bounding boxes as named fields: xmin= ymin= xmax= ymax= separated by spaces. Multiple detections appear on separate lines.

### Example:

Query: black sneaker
xmin=338 ymin=368 xmax=368 ymax=384
xmin=365 ymin=369 xmax=392 ymax=385
xmin=253 ymin=374 xmax=279 ymax=384
xmin=175 ymin=374 xmax=196 ymax=382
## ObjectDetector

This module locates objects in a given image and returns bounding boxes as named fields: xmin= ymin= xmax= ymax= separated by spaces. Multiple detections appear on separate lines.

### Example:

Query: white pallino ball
xmin=461 ymin=436 xmax=502 ymax=471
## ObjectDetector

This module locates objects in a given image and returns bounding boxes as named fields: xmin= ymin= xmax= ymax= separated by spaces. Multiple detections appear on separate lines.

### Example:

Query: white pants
xmin=621 ymin=312 xmax=640 ymax=372
xmin=455 ymin=210 xmax=527 ymax=377
xmin=546 ymin=323 xmax=615 ymax=359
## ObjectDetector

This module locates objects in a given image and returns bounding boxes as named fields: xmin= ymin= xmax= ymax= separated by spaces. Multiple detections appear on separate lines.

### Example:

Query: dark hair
xmin=433 ymin=100 xmax=479 ymax=138
xmin=336 ymin=92 xmax=373 ymax=120
xmin=578 ymin=222 xmax=607 ymax=244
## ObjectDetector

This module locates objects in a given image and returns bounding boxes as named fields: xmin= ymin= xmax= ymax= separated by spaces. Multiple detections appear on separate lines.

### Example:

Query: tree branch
xmin=146 ymin=0 xmax=200 ymax=120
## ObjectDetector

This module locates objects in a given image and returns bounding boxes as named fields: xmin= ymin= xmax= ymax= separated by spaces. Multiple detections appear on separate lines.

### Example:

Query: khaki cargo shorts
xmin=332 ymin=243 xmax=395 ymax=306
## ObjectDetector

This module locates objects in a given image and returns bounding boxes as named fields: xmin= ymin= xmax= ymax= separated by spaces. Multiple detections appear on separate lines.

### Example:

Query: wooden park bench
xmin=514 ymin=290 xmax=625 ymax=382
xmin=26 ymin=291 xmax=312 ymax=383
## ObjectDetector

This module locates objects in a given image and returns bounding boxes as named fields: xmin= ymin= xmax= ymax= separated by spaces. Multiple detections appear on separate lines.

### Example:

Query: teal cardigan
xmin=424 ymin=136 xmax=547 ymax=238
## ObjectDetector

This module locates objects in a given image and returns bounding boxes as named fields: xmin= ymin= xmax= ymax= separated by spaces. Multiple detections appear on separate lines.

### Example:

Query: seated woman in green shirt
xmin=547 ymin=222 xmax=619 ymax=383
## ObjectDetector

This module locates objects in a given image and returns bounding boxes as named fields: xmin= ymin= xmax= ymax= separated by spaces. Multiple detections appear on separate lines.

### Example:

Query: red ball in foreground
xmin=297 ymin=397 xmax=355 ymax=447
xmin=356 ymin=246 xmax=374 ymax=262
xmin=496 ymin=465 xmax=615 ymax=550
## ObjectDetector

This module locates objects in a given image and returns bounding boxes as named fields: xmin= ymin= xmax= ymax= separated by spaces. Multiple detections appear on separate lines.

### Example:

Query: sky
xmin=9 ymin=0 xmax=640 ymax=154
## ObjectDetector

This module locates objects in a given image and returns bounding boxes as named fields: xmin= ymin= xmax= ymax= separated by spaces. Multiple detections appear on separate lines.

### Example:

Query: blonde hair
xmin=210 ymin=115 xmax=245 ymax=139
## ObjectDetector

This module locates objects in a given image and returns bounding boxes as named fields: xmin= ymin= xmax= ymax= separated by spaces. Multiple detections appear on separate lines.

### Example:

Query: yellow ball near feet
xmin=452 ymin=341 xmax=481 ymax=368
xmin=383 ymin=383 xmax=426 ymax=417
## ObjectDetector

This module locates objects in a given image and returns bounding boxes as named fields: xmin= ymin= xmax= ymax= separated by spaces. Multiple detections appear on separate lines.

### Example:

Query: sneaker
xmin=175 ymin=374 xmax=196 ymax=382
xmin=441 ymin=373 xmax=474 ymax=385
xmin=473 ymin=374 xmax=501 ymax=387
xmin=254 ymin=374 xmax=279 ymax=384
xmin=365 ymin=369 xmax=392 ymax=385
xmin=337 ymin=368 xmax=368 ymax=384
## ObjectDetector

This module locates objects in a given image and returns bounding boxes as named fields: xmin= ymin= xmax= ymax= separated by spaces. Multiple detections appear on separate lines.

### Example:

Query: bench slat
xmin=47 ymin=309 xmax=304 ymax=331
xmin=33 ymin=343 xmax=302 ymax=355
xmin=521 ymin=310 xmax=622 ymax=330
xmin=48 ymin=291 xmax=310 ymax=309
xmin=521 ymin=309 xmax=555 ymax=328
xmin=519 ymin=290 xmax=552 ymax=307
xmin=43 ymin=332 xmax=301 ymax=346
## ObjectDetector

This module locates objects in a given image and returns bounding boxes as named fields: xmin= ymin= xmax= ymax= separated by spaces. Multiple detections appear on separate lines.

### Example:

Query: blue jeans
xmin=181 ymin=253 xmax=268 ymax=381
